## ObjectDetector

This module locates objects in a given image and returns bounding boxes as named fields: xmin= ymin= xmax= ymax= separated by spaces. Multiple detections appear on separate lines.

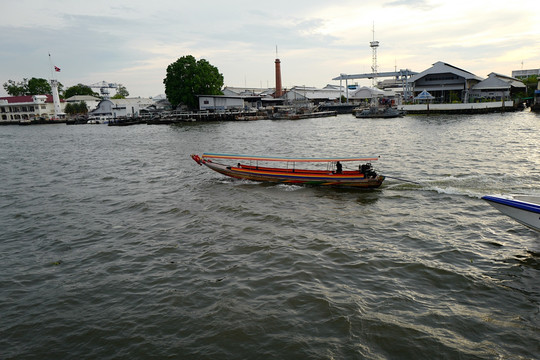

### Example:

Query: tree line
xmin=2 ymin=79 xmax=129 ymax=100
xmin=3 ymin=54 xmax=224 ymax=111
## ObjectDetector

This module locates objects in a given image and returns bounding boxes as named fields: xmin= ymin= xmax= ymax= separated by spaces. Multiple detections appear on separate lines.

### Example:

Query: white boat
xmin=482 ymin=195 xmax=540 ymax=231
xmin=87 ymin=116 xmax=110 ymax=124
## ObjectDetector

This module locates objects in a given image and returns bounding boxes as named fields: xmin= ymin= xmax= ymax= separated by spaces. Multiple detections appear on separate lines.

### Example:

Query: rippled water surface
xmin=1 ymin=112 xmax=539 ymax=359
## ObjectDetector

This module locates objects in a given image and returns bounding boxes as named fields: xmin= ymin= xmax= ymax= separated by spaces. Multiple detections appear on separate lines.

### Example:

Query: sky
xmin=1 ymin=0 xmax=539 ymax=98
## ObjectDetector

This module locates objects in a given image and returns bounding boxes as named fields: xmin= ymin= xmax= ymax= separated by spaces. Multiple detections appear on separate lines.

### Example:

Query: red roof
xmin=0 ymin=95 xmax=64 ymax=103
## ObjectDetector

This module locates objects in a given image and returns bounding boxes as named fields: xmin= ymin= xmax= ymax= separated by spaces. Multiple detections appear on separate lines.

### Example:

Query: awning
xmin=414 ymin=90 xmax=434 ymax=100
xmin=202 ymin=153 xmax=379 ymax=163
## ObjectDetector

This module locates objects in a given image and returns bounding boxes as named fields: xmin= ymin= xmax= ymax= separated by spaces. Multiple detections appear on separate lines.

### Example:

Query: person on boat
xmin=336 ymin=161 xmax=342 ymax=174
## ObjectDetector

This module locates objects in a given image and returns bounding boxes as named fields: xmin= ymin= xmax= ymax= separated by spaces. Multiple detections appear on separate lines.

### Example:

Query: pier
xmin=108 ymin=109 xmax=337 ymax=126
xmin=398 ymin=101 xmax=520 ymax=114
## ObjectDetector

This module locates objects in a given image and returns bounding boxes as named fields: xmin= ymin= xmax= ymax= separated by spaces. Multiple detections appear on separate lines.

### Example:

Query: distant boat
xmin=482 ymin=195 xmax=540 ymax=231
xmin=354 ymin=106 xmax=403 ymax=119
xmin=191 ymin=153 xmax=385 ymax=188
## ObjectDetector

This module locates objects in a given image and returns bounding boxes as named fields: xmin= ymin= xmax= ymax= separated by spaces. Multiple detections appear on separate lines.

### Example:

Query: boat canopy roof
xmin=202 ymin=152 xmax=379 ymax=163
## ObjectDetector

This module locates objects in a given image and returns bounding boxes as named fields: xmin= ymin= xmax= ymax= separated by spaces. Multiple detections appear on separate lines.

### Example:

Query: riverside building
xmin=0 ymin=95 xmax=65 ymax=123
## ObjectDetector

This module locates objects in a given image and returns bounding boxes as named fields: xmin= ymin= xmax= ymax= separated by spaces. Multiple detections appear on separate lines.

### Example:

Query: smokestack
xmin=274 ymin=48 xmax=283 ymax=98
xmin=274 ymin=59 xmax=283 ymax=98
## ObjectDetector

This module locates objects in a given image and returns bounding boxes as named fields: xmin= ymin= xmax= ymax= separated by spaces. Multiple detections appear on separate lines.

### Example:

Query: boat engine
xmin=360 ymin=163 xmax=377 ymax=178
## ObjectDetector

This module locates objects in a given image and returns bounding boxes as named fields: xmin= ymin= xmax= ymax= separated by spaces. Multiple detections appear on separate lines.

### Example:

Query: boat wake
xmin=384 ymin=173 xmax=538 ymax=199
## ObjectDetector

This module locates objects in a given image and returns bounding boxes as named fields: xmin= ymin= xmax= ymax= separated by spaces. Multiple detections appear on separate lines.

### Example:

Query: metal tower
xmin=88 ymin=81 xmax=119 ymax=99
xmin=370 ymin=23 xmax=379 ymax=87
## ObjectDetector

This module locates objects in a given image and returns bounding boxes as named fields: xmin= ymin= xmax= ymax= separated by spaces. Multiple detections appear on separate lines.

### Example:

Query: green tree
xmin=111 ymin=84 xmax=129 ymax=99
xmin=76 ymin=101 xmax=88 ymax=114
xmin=3 ymin=77 xmax=62 ymax=96
xmin=64 ymin=84 xmax=99 ymax=98
xmin=163 ymin=55 xmax=224 ymax=109
xmin=28 ymin=78 xmax=53 ymax=95
xmin=64 ymin=101 xmax=88 ymax=115
xmin=64 ymin=103 xmax=74 ymax=114
xmin=3 ymin=79 xmax=27 ymax=96
xmin=522 ymin=75 xmax=538 ymax=98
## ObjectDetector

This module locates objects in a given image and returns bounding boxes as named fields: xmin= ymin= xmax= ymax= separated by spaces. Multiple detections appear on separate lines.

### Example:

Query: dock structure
xmin=109 ymin=110 xmax=253 ymax=125
xmin=108 ymin=109 xmax=338 ymax=126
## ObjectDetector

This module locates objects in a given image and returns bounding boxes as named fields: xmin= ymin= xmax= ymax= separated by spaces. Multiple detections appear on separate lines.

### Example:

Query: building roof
xmin=222 ymin=86 xmax=275 ymax=97
xmin=285 ymin=87 xmax=342 ymax=100
xmin=0 ymin=94 xmax=59 ymax=104
xmin=472 ymin=72 xmax=526 ymax=90
xmin=323 ymin=84 xmax=344 ymax=91
xmin=410 ymin=61 xmax=484 ymax=82
xmin=65 ymin=95 xmax=101 ymax=102
xmin=349 ymin=86 xmax=390 ymax=99
xmin=108 ymin=97 xmax=154 ymax=105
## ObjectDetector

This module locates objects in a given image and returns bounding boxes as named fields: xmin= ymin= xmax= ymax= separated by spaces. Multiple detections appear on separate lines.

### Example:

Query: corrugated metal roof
xmin=410 ymin=61 xmax=484 ymax=82
xmin=473 ymin=73 xmax=525 ymax=90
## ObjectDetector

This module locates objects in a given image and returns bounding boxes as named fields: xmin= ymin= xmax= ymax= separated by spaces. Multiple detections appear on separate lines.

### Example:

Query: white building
xmin=349 ymin=86 xmax=395 ymax=100
xmin=512 ymin=69 xmax=540 ymax=78
xmin=282 ymin=86 xmax=343 ymax=104
xmin=90 ymin=97 xmax=154 ymax=118
xmin=198 ymin=95 xmax=245 ymax=111
xmin=0 ymin=95 xmax=65 ymax=122
xmin=65 ymin=95 xmax=101 ymax=112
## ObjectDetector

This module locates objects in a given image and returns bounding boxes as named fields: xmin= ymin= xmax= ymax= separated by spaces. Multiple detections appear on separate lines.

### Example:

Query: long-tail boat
xmin=191 ymin=152 xmax=385 ymax=188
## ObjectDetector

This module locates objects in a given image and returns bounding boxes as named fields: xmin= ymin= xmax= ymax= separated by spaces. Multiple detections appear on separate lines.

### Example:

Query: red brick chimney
xmin=275 ymin=58 xmax=283 ymax=98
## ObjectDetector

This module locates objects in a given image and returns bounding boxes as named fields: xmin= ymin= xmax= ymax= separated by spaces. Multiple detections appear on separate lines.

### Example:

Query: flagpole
xmin=48 ymin=52 xmax=62 ymax=119
xmin=48 ymin=53 xmax=54 ymax=80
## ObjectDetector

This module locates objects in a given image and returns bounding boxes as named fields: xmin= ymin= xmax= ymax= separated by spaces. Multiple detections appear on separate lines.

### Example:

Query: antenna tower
xmin=370 ymin=22 xmax=379 ymax=87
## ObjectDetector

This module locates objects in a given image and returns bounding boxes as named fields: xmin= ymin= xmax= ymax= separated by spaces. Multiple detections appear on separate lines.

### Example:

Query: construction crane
xmin=88 ymin=81 xmax=119 ymax=99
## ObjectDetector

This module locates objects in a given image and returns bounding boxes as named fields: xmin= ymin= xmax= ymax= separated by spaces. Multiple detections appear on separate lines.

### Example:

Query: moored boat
xmin=354 ymin=106 xmax=403 ymax=119
xmin=191 ymin=153 xmax=385 ymax=188
xmin=482 ymin=195 xmax=540 ymax=231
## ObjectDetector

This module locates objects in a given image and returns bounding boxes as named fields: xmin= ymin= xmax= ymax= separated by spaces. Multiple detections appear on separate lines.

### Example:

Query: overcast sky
xmin=1 ymin=0 xmax=539 ymax=98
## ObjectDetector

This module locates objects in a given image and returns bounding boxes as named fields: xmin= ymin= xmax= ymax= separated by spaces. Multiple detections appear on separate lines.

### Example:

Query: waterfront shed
xmin=410 ymin=61 xmax=483 ymax=103
xmin=282 ymin=86 xmax=342 ymax=104
xmin=198 ymin=95 xmax=248 ymax=111
xmin=470 ymin=73 xmax=526 ymax=101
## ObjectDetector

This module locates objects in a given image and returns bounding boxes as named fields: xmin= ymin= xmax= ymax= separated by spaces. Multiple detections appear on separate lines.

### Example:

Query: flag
xmin=54 ymin=66 xmax=61 ymax=72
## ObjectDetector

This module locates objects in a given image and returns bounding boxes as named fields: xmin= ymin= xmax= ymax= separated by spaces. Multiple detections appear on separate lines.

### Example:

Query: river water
xmin=0 ymin=112 xmax=539 ymax=359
